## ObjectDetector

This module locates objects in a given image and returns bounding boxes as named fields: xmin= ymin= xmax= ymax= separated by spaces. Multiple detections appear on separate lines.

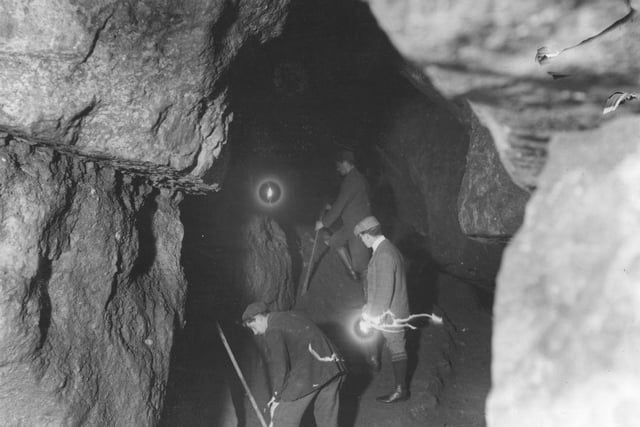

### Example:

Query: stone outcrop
xmin=237 ymin=215 xmax=295 ymax=312
xmin=0 ymin=0 xmax=290 ymax=425
xmin=0 ymin=0 xmax=289 ymax=192
xmin=367 ymin=0 xmax=637 ymax=134
xmin=457 ymin=102 xmax=529 ymax=241
xmin=367 ymin=0 xmax=640 ymax=239
xmin=0 ymin=137 xmax=185 ymax=425
xmin=375 ymin=85 xmax=504 ymax=285
xmin=488 ymin=116 xmax=640 ymax=427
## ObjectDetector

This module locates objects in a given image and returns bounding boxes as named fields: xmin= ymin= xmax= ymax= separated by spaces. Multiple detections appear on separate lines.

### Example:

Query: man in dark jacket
xmin=242 ymin=302 xmax=346 ymax=426
xmin=354 ymin=216 xmax=410 ymax=404
xmin=315 ymin=149 xmax=371 ymax=281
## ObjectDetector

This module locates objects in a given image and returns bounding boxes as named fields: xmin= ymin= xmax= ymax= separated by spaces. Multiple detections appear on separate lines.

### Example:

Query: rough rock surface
xmin=488 ymin=116 xmax=640 ymax=427
xmin=236 ymin=214 xmax=295 ymax=312
xmin=0 ymin=138 xmax=185 ymax=425
xmin=0 ymin=0 xmax=291 ymax=425
xmin=366 ymin=1 xmax=640 ymax=425
xmin=367 ymin=0 xmax=640 ymax=236
xmin=457 ymin=102 xmax=529 ymax=241
xmin=376 ymin=84 xmax=504 ymax=284
xmin=0 ymin=0 xmax=289 ymax=191
xmin=367 ymin=0 xmax=637 ymax=132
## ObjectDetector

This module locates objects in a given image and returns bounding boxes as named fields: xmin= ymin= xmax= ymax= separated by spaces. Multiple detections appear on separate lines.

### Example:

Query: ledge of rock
xmin=367 ymin=0 xmax=640 ymax=188
xmin=0 ymin=0 xmax=290 ymax=191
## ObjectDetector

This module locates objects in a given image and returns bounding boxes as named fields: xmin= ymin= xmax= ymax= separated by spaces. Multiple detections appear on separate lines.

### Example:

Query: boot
xmin=376 ymin=384 xmax=408 ymax=404
xmin=336 ymin=246 xmax=358 ymax=281
xmin=376 ymin=359 xmax=409 ymax=403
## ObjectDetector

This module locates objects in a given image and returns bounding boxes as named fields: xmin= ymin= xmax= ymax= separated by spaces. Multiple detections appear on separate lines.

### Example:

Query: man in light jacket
xmin=354 ymin=216 xmax=410 ymax=403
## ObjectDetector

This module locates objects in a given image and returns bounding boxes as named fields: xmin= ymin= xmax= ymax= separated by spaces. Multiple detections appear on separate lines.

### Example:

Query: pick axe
xmin=301 ymin=205 xmax=330 ymax=295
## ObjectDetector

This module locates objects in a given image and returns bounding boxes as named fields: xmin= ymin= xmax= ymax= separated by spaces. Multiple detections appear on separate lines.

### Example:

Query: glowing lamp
xmin=354 ymin=318 xmax=374 ymax=339
xmin=258 ymin=180 xmax=282 ymax=205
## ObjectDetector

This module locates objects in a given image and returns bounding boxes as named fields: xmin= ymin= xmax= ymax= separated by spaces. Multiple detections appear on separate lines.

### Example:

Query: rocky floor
xmin=160 ymin=225 xmax=493 ymax=427
xmin=298 ymin=244 xmax=492 ymax=427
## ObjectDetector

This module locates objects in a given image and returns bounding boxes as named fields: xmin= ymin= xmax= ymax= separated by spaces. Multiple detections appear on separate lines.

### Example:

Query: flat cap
xmin=242 ymin=302 xmax=268 ymax=322
xmin=353 ymin=216 xmax=380 ymax=236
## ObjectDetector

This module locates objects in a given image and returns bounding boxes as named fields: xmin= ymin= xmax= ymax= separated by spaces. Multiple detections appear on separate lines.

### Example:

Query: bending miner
xmin=242 ymin=302 xmax=346 ymax=427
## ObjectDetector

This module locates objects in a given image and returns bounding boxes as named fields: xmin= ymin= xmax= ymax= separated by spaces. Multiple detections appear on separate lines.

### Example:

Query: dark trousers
xmin=270 ymin=375 xmax=343 ymax=427
xmin=327 ymin=227 xmax=370 ymax=274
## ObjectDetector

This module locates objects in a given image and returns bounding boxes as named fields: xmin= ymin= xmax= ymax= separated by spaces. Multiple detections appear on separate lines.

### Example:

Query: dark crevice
xmin=76 ymin=9 xmax=115 ymax=66
xmin=131 ymin=188 xmax=159 ymax=279
xmin=28 ymin=255 xmax=53 ymax=352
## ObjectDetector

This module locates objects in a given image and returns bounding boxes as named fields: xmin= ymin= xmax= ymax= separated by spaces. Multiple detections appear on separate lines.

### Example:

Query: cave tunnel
xmin=1 ymin=0 xmax=639 ymax=426
xmin=162 ymin=1 xmax=498 ymax=426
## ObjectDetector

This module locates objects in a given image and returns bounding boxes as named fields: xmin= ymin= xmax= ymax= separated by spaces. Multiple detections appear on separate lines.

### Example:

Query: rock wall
xmin=0 ymin=138 xmax=185 ymax=425
xmin=375 ymin=83 xmax=504 ymax=283
xmin=488 ymin=116 xmax=640 ymax=427
xmin=237 ymin=214 xmax=295 ymax=311
xmin=366 ymin=0 xmax=640 ymax=239
xmin=0 ymin=0 xmax=289 ymax=188
xmin=0 ymin=0 xmax=290 ymax=424
xmin=457 ymin=102 xmax=529 ymax=241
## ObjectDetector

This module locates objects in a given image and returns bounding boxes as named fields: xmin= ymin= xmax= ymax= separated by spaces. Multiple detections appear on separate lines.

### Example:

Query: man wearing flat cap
xmin=354 ymin=216 xmax=410 ymax=403
xmin=315 ymin=149 xmax=371 ymax=282
xmin=242 ymin=302 xmax=346 ymax=426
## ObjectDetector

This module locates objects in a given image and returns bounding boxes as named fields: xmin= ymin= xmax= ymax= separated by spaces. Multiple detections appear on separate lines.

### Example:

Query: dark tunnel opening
xmin=161 ymin=1 xmax=498 ymax=426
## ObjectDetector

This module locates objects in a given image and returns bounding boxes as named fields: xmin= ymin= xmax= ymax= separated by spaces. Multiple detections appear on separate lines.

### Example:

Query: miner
xmin=242 ymin=302 xmax=346 ymax=426
xmin=315 ymin=149 xmax=371 ymax=281
xmin=354 ymin=216 xmax=410 ymax=403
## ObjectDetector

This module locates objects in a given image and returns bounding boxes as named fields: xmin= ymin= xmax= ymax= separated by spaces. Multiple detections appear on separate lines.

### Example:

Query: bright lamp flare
xmin=355 ymin=318 xmax=374 ymax=338
xmin=347 ymin=311 xmax=378 ymax=344
xmin=255 ymin=177 xmax=285 ymax=209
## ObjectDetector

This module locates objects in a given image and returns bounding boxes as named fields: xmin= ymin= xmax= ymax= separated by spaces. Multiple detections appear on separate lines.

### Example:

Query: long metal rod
xmin=301 ymin=229 xmax=320 ymax=295
xmin=216 ymin=322 xmax=268 ymax=427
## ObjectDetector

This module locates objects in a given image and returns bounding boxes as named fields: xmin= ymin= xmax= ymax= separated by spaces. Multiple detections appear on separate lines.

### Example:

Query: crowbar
xmin=301 ymin=229 xmax=320 ymax=295
xmin=216 ymin=322 xmax=268 ymax=427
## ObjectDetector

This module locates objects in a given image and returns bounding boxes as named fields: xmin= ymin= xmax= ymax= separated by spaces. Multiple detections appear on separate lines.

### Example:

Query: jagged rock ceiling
xmin=0 ymin=0 xmax=289 ymax=192
xmin=368 ymin=0 xmax=640 ymax=134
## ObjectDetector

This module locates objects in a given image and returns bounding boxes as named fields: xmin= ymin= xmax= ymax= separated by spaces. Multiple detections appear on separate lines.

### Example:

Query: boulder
xmin=367 ymin=0 xmax=640 ymax=188
xmin=375 ymin=85 xmax=504 ymax=283
xmin=488 ymin=116 xmax=640 ymax=427
xmin=237 ymin=214 xmax=295 ymax=312
xmin=457 ymin=102 xmax=529 ymax=241
xmin=0 ymin=0 xmax=290 ymax=189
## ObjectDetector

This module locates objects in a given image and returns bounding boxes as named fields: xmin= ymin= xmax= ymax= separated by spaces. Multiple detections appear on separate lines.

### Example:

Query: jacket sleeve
xmin=322 ymin=174 xmax=355 ymax=228
xmin=367 ymin=250 xmax=396 ymax=317
xmin=263 ymin=331 xmax=289 ymax=399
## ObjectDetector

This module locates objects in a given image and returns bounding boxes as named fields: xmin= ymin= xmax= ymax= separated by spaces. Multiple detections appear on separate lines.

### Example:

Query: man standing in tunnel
xmin=354 ymin=216 xmax=410 ymax=404
xmin=242 ymin=302 xmax=346 ymax=427
xmin=315 ymin=149 xmax=371 ymax=282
